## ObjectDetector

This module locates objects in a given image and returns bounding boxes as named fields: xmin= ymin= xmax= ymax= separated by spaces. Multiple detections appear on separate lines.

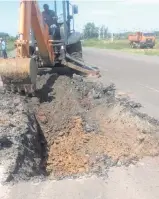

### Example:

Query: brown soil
xmin=1 ymin=72 xmax=159 ymax=182
xmin=33 ymin=74 xmax=159 ymax=178
xmin=47 ymin=117 xmax=90 ymax=177
xmin=45 ymin=114 xmax=159 ymax=178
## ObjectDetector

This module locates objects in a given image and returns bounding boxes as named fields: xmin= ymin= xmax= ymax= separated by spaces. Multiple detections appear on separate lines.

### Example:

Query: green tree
xmin=0 ymin=32 xmax=9 ymax=37
xmin=83 ymin=22 xmax=99 ymax=39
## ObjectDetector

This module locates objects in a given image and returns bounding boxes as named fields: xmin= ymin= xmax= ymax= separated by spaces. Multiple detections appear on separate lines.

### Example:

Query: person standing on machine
xmin=42 ymin=4 xmax=57 ymax=37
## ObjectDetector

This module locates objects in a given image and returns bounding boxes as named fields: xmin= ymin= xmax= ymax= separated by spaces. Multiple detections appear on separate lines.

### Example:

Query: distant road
xmin=83 ymin=47 xmax=159 ymax=119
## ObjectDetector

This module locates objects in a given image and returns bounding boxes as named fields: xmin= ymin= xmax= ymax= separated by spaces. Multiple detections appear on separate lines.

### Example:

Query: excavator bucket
xmin=0 ymin=57 xmax=38 ymax=94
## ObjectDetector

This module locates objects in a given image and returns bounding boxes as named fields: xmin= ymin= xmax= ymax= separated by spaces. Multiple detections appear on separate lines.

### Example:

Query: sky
xmin=0 ymin=0 xmax=159 ymax=36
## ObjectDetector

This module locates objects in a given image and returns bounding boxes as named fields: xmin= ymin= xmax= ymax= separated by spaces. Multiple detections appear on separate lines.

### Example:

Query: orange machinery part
xmin=0 ymin=0 xmax=55 ymax=87
xmin=16 ymin=0 xmax=55 ymax=64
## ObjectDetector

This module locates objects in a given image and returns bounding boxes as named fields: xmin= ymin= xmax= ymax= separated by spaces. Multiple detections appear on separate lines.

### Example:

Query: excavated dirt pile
xmin=29 ymin=73 xmax=159 ymax=179
xmin=1 ymin=72 xmax=159 ymax=182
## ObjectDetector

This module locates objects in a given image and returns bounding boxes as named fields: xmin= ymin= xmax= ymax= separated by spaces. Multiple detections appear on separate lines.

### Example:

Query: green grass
xmin=122 ymin=48 xmax=159 ymax=56
xmin=83 ymin=39 xmax=128 ymax=49
xmin=5 ymin=39 xmax=159 ymax=56
xmin=83 ymin=39 xmax=159 ymax=56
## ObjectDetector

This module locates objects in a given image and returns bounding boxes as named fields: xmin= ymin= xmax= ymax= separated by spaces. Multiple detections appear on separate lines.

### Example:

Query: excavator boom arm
xmin=17 ymin=0 xmax=54 ymax=64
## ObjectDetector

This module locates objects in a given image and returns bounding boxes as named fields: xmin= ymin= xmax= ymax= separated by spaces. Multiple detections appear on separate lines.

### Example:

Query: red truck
xmin=128 ymin=32 xmax=156 ymax=49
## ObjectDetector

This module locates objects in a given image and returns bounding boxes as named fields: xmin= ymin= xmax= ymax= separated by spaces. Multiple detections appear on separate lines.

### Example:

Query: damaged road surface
xmin=0 ymin=72 xmax=159 ymax=199
xmin=0 ymin=92 xmax=43 ymax=183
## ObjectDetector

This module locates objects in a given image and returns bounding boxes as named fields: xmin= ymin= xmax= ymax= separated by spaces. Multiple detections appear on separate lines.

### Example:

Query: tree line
xmin=1 ymin=23 xmax=159 ymax=41
xmin=0 ymin=32 xmax=17 ymax=41
xmin=82 ymin=22 xmax=159 ymax=40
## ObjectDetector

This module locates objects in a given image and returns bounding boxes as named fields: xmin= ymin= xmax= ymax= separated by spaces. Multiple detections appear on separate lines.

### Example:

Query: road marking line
xmin=145 ymin=86 xmax=159 ymax=93
xmin=139 ymin=84 xmax=159 ymax=93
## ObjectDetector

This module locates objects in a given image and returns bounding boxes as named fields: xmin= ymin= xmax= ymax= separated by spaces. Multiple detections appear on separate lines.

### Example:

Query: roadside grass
xmin=82 ymin=39 xmax=159 ymax=56
xmin=4 ymin=39 xmax=159 ymax=56
xmin=82 ymin=39 xmax=128 ymax=49
xmin=122 ymin=48 xmax=159 ymax=56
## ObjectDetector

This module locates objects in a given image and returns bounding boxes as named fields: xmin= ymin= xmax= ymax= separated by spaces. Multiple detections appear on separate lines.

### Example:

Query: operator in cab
xmin=42 ymin=4 xmax=57 ymax=37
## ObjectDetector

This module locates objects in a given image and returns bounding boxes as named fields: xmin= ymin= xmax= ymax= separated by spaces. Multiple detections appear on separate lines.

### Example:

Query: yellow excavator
xmin=0 ymin=0 xmax=99 ymax=94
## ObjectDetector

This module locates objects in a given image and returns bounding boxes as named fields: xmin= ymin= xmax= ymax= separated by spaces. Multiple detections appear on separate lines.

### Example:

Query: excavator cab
xmin=47 ymin=1 xmax=82 ymax=62
xmin=53 ymin=1 xmax=79 ymax=39
xmin=30 ymin=0 xmax=82 ymax=65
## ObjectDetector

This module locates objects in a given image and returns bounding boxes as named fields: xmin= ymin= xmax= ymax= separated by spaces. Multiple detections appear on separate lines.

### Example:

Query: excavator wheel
xmin=0 ymin=57 xmax=38 ymax=95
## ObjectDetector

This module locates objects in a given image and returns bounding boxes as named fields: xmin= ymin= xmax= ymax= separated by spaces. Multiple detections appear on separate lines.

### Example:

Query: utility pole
xmin=103 ymin=26 xmax=105 ymax=39
xmin=98 ymin=27 xmax=101 ymax=40
xmin=111 ymin=33 xmax=114 ymax=42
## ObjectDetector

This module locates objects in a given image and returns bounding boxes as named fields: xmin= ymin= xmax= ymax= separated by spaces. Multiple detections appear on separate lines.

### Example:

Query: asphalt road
xmin=83 ymin=47 xmax=159 ymax=119
xmin=1 ymin=157 xmax=159 ymax=199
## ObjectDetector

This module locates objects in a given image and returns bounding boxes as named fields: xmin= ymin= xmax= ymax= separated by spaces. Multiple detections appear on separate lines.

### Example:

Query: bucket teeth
xmin=3 ymin=83 xmax=36 ymax=96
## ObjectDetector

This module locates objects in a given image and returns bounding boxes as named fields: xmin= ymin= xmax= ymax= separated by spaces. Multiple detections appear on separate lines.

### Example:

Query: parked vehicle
xmin=128 ymin=32 xmax=156 ymax=49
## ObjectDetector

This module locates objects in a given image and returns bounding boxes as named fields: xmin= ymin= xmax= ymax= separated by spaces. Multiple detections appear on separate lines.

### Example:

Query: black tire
xmin=130 ymin=42 xmax=133 ymax=48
